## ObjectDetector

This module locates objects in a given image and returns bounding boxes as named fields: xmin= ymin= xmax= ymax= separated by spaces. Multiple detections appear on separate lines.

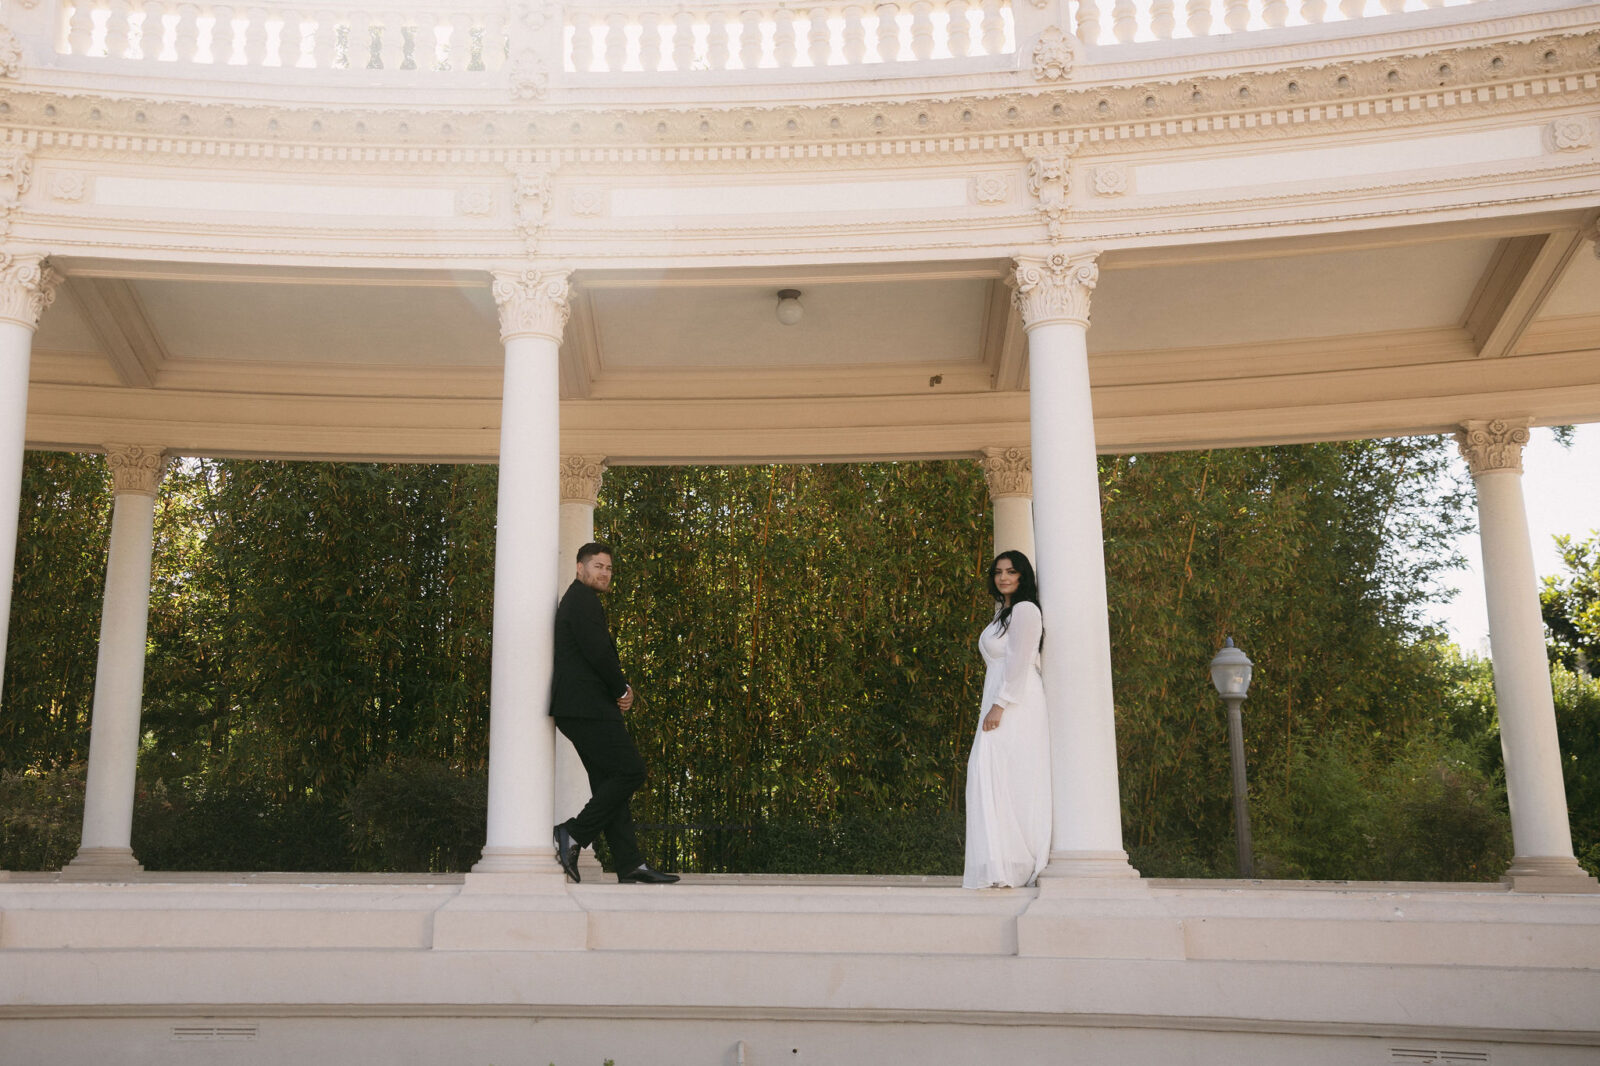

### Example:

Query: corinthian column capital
xmin=0 ymin=253 xmax=59 ymax=330
xmin=1455 ymin=418 xmax=1532 ymax=476
xmin=105 ymin=444 xmax=169 ymax=496
xmin=559 ymin=454 xmax=607 ymax=505
xmin=1012 ymin=250 xmax=1098 ymax=330
xmin=980 ymin=446 xmax=1032 ymax=500
xmin=491 ymin=267 xmax=571 ymax=343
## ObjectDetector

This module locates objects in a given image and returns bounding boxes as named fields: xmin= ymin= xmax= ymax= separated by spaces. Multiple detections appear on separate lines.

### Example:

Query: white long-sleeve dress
xmin=962 ymin=600 xmax=1052 ymax=889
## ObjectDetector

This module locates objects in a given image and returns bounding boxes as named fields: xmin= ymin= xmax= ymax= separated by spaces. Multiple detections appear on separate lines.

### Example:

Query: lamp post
xmin=1209 ymin=637 xmax=1255 ymax=878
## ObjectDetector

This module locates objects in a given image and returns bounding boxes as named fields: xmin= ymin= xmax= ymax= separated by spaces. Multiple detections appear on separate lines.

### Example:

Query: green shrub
xmin=0 ymin=765 xmax=86 ymax=870
xmin=343 ymin=758 xmax=486 ymax=872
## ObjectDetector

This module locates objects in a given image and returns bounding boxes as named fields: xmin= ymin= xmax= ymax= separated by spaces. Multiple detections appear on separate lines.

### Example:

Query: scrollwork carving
xmin=48 ymin=171 xmax=86 ymax=202
xmin=1023 ymin=145 xmax=1074 ymax=243
xmin=1550 ymin=117 xmax=1594 ymax=152
xmin=970 ymin=173 xmax=1011 ymax=205
xmin=559 ymin=455 xmax=608 ymax=505
xmin=105 ymin=444 xmax=169 ymax=496
xmin=1093 ymin=164 xmax=1128 ymax=196
xmin=0 ymin=253 xmax=58 ymax=329
xmin=1012 ymin=250 xmax=1098 ymax=330
xmin=980 ymin=447 xmax=1032 ymax=500
xmin=491 ymin=268 xmax=571 ymax=343
xmin=0 ymin=23 xmax=22 ymax=79
xmin=0 ymin=147 xmax=32 ymax=234
xmin=1031 ymin=25 xmax=1073 ymax=82
xmin=510 ymin=165 xmax=554 ymax=252
xmin=1454 ymin=418 xmax=1532 ymax=476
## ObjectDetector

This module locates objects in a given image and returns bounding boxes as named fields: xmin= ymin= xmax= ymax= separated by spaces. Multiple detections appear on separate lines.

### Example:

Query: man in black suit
xmin=551 ymin=542 xmax=679 ymax=884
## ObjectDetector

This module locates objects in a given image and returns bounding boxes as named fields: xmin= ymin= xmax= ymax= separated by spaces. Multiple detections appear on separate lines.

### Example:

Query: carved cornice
xmin=1455 ymin=418 xmax=1532 ymax=476
xmin=104 ymin=443 xmax=169 ymax=496
xmin=559 ymin=454 xmax=607 ymax=505
xmin=980 ymin=446 xmax=1032 ymax=500
xmin=0 ymin=253 xmax=58 ymax=329
xmin=1024 ymin=144 xmax=1073 ymax=243
xmin=1013 ymin=250 xmax=1098 ymax=330
xmin=491 ymin=268 xmax=570 ymax=343
xmin=0 ymin=31 xmax=1591 ymax=164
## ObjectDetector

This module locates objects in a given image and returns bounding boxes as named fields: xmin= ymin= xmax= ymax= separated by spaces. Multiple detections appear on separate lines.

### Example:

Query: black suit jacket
xmin=550 ymin=579 xmax=629 ymax=721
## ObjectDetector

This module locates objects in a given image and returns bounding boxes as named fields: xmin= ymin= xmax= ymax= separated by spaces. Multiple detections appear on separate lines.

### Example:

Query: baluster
xmin=669 ymin=9 xmax=693 ymax=69
xmin=1223 ymin=0 xmax=1249 ymax=32
xmin=773 ymin=8 xmax=796 ymax=67
xmin=481 ymin=11 xmax=506 ymax=70
xmin=739 ymin=9 xmax=761 ymax=68
xmin=1379 ymin=0 xmax=1403 ymax=12
xmin=283 ymin=9 xmax=308 ymax=67
xmin=909 ymin=1 xmax=932 ymax=59
xmin=841 ymin=4 xmax=865 ymax=63
xmin=243 ymin=6 xmax=267 ymax=65
xmin=807 ymin=6 xmax=830 ymax=65
xmin=67 ymin=0 xmax=97 ymax=55
xmin=208 ymin=3 xmax=233 ymax=62
xmin=1184 ymin=0 xmax=1210 ymax=35
xmin=946 ymin=0 xmax=969 ymax=57
xmin=604 ymin=11 xmax=626 ymax=70
xmin=569 ymin=10 xmax=593 ymax=71
xmin=638 ymin=10 xmax=662 ymax=72
xmin=1262 ymin=0 xmax=1287 ymax=25
xmin=104 ymin=0 xmax=133 ymax=57
xmin=1298 ymin=0 xmax=1326 ymax=21
xmin=346 ymin=9 xmax=371 ymax=68
xmin=1112 ymin=0 xmax=1136 ymax=42
xmin=979 ymin=0 xmax=1003 ymax=54
xmin=447 ymin=11 xmax=471 ymax=70
xmin=1149 ymin=0 xmax=1174 ymax=39
xmin=173 ymin=1 xmax=201 ymax=59
xmin=1339 ymin=0 xmax=1363 ymax=18
xmin=706 ymin=11 xmax=729 ymax=70
xmin=422 ymin=11 xmax=447 ymax=70
xmin=874 ymin=3 xmax=898 ymax=61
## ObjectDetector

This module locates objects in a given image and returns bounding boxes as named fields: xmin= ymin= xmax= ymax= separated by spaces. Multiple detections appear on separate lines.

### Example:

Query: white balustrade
xmin=1071 ymin=0 xmax=1496 ymax=44
xmin=56 ymin=0 xmax=506 ymax=71
xmin=561 ymin=0 xmax=1017 ymax=74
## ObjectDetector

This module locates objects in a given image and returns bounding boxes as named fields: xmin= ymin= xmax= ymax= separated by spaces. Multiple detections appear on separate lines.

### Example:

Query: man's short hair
xmin=577 ymin=541 xmax=614 ymax=564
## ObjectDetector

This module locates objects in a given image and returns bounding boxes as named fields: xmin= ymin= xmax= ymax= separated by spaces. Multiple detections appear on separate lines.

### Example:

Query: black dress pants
xmin=554 ymin=715 xmax=647 ymax=874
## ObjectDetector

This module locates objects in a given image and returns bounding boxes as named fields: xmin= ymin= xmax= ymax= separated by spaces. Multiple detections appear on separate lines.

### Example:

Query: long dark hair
xmin=987 ymin=550 xmax=1042 ymax=641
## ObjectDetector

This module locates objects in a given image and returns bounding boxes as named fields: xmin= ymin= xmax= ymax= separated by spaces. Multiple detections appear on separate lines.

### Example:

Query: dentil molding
xmin=491 ymin=267 xmax=570 ymax=343
xmin=1455 ymin=418 xmax=1532 ymax=476
xmin=104 ymin=443 xmax=169 ymax=496
xmin=980 ymin=446 xmax=1032 ymax=500
xmin=559 ymin=454 xmax=607 ymax=505
xmin=1012 ymin=250 xmax=1098 ymax=329
xmin=0 ymin=252 xmax=57 ymax=328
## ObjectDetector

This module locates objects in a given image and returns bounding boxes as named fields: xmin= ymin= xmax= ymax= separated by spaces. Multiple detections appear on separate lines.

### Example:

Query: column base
xmin=1036 ymin=849 xmax=1144 ymax=890
xmin=60 ymin=847 xmax=144 ymax=881
xmin=1502 ymin=855 xmax=1600 ymax=893
xmin=469 ymin=845 xmax=566 ymax=879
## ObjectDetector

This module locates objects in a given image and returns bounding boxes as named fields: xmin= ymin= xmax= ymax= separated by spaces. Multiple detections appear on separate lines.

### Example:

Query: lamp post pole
xmin=1210 ymin=638 xmax=1255 ymax=879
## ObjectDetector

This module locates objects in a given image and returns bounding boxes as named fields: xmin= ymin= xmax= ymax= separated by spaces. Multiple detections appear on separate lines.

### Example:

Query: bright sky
xmin=1427 ymin=421 xmax=1600 ymax=656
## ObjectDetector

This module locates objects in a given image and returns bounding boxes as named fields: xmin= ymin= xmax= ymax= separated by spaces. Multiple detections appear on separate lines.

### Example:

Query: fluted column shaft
xmin=980 ymin=446 xmax=1035 ymax=561
xmin=1013 ymin=252 xmax=1136 ymax=881
xmin=474 ymin=269 xmax=570 ymax=877
xmin=1456 ymin=419 xmax=1598 ymax=892
xmin=0 ymin=256 xmax=58 ymax=704
xmin=66 ymin=446 xmax=168 ymax=876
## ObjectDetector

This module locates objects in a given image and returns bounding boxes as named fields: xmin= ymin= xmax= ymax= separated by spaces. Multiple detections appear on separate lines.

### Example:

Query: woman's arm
xmin=984 ymin=602 xmax=1042 ymax=730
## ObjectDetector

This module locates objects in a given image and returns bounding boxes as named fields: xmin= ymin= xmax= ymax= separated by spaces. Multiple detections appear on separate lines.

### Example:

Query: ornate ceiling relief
xmin=105 ymin=444 xmax=170 ymax=497
xmin=0 ymin=253 xmax=58 ymax=329
xmin=559 ymin=455 xmax=608 ymax=506
xmin=1024 ymin=145 xmax=1074 ymax=242
xmin=492 ymin=268 xmax=571 ymax=343
xmin=1092 ymin=165 xmax=1129 ymax=197
xmin=970 ymin=174 xmax=1012 ymax=205
xmin=1549 ymin=116 xmax=1595 ymax=152
xmin=510 ymin=165 xmax=554 ymax=252
xmin=980 ymin=446 xmax=1033 ymax=500
xmin=570 ymin=186 xmax=606 ymax=217
xmin=508 ymin=0 xmax=555 ymax=101
xmin=1012 ymin=250 xmax=1098 ymax=329
xmin=47 ymin=170 xmax=86 ymax=202
xmin=1031 ymin=25 xmax=1074 ymax=83
xmin=1455 ymin=418 xmax=1532 ymax=476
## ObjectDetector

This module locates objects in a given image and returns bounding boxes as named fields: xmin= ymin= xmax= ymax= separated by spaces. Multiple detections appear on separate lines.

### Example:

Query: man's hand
xmin=618 ymin=685 xmax=635 ymax=712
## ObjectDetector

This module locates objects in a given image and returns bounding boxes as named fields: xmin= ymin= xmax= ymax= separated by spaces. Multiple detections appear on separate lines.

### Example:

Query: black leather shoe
xmin=617 ymin=863 xmax=679 ymax=884
xmin=553 ymin=824 xmax=581 ymax=883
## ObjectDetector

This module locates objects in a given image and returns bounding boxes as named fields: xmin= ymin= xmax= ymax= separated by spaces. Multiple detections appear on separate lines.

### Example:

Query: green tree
xmin=1542 ymin=531 xmax=1600 ymax=677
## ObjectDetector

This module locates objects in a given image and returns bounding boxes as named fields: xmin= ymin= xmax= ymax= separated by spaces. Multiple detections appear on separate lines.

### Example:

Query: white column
xmin=64 ymin=445 xmax=168 ymax=878
xmin=0 ymin=255 xmax=58 ymax=703
xmin=1456 ymin=419 xmax=1598 ymax=892
xmin=472 ymin=268 xmax=570 ymax=878
xmin=555 ymin=455 xmax=605 ymax=837
xmin=1013 ymin=251 xmax=1138 ymax=881
xmin=980 ymin=446 xmax=1034 ymax=561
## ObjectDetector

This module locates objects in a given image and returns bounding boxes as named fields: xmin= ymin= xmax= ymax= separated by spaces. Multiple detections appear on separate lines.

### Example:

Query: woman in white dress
xmin=963 ymin=550 xmax=1053 ymax=889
